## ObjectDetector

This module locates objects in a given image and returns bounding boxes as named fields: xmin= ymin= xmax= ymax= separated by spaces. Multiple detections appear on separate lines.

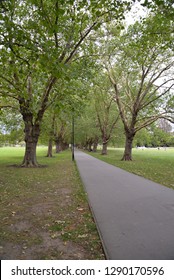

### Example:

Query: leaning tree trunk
xmin=122 ymin=133 xmax=134 ymax=161
xmin=21 ymin=121 xmax=40 ymax=167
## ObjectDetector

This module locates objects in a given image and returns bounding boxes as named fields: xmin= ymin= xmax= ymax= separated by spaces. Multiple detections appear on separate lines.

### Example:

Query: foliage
xmin=134 ymin=128 xmax=152 ymax=147
xmin=75 ymin=101 xmax=101 ymax=149
xmin=150 ymin=126 xmax=174 ymax=147
xmin=0 ymin=0 xmax=135 ymax=166
xmin=92 ymin=73 xmax=119 ymax=153
xmin=141 ymin=0 xmax=174 ymax=19
xmin=103 ymin=16 xmax=174 ymax=159
xmin=0 ymin=0 xmax=174 ymax=163
xmin=134 ymin=125 xmax=174 ymax=147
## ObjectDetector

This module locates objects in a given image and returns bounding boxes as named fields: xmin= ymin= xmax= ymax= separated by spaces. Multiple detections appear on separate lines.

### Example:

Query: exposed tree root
xmin=8 ymin=163 xmax=47 ymax=168
xmin=121 ymin=155 xmax=132 ymax=161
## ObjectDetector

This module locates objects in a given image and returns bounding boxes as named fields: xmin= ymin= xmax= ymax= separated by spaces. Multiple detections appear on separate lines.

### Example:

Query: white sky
xmin=124 ymin=1 xmax=148 ymax=26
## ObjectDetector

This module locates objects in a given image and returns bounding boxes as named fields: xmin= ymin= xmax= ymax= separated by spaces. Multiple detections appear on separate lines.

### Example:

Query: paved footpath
xmin=75 ymin=150 xmax=174 ymax=260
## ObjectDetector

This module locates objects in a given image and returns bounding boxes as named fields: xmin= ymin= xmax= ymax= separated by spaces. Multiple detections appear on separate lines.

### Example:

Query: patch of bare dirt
xmin=0 ymin=185 xmax=105 ymax=260
xmin=0 ymin=231 xmax=89 ymax=260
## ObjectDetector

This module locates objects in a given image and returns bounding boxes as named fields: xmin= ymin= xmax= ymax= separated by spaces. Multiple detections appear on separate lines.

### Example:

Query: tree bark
xmin=46 ymin=138 xmax=53 ymax=157
xmin=93 ymin=137 xmax=98 ymax=152
xmin=18 ymin=75 xmax=57 ymax=167
xmin=46 ymin=114 xmax=55 ymax=157
xmin=55 ymin=139 xmax=60 ymax=153
xmin=21 ymin=121 xmax=40 ymax=167
xmin=55 ymin=137 xmax=68 ymax=153
xmin=122 ymin=133 xmax=134 ymax=161
xmin=101 ymin=141 xmax=108 ymax=155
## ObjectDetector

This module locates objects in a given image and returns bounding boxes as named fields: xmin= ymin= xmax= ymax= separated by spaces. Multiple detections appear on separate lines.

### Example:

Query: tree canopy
xmin=0 ymin=0 xmax=174 ymax=163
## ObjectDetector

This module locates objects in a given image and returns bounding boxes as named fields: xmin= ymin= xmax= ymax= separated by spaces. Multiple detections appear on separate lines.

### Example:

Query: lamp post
xmin=72 ymin=110 xmax=75 ymax=161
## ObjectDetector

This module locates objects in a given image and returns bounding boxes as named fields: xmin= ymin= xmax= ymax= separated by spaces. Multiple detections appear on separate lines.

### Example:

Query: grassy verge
xmin=0 ymin=147 xmax=105 ymax=260
xmin=87 ymin=147 xmax=174 ymax=190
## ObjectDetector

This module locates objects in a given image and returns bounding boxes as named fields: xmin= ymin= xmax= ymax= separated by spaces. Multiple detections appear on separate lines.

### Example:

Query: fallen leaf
xmin=78 ymin=234 xmax=88 ymax=238
xmin=77 ymin=208 xmax=84 ymax=211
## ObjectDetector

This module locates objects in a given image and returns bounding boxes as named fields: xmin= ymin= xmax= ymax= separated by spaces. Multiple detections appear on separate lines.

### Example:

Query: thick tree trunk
xmin=101 ymin=141 xmax=108 ymax=155
xmin=46 ymin=138 xmax=53 ymax=157
xmin=18 ymin=76 xmax=57 ymax=167
xmin=122 ymin=133 xmax=134 ymax=161
xmin=21 ymin=122 xmax=40 ymax=167
xmin=55 ymin=138 xmax=68 ymax=153
xmin=62 ymin=142 xmax=69 ymax=150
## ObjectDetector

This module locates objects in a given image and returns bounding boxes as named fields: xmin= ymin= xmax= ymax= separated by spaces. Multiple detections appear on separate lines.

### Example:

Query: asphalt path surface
xmin=75 ymin=150 xmax=174 ymax=260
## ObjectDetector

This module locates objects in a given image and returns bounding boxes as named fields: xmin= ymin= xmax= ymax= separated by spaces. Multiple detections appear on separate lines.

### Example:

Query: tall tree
xmin=0 ymin=0 xmax=133 ymax=166
xmin=92 ymin=74 xmax=119 ymax=155
xmin=105 ymin=19 xmax=174 ymax=160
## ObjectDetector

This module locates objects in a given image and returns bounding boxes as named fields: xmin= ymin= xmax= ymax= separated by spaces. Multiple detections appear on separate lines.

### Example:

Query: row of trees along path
xmin=0 ymin=1 xmax=174 ymax=165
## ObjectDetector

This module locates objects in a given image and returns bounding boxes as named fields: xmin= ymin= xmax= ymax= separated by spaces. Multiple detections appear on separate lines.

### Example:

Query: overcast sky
xmin=124 ymin=1 xmax=148 ymax=26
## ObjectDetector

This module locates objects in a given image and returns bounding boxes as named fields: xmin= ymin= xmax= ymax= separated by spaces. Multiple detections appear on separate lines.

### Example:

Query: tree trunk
xmin=122 ymin=133 xmax=134 ymax=161
xmin=21 ymin=122 xmax=40 ymax=167
xmin=46 ymin=138 xmax=53 ymax=157
xmin=62 ymin=142 xmax=69 ymax=150
xmin=55 ymin=140 xmax=60 ymax=153
xmin=18 ymin=76 xmax=57 ymax=167
xmin=47 ymin=114 xmax=55 ymax=157
xmin=101 ymin=141 xmax=108 ymax=155
xmin=88 ymin=141 xmax=93 ymax=152
xmin=93 ymin=141 xmax=98 ymax=152
xmin=55 ymin=138 xmax=68 ymax=153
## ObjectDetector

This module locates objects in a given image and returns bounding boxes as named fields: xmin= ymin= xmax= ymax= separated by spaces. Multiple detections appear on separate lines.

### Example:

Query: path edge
xmin=74 ymin=159 xmax=110 ymax=260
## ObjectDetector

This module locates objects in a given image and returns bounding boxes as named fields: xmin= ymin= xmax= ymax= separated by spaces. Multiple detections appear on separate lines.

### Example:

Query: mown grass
xmin=88 ymin=147 xmax=174 ymax=190
xmin=0 ymin=146 xmax=104 ymax=260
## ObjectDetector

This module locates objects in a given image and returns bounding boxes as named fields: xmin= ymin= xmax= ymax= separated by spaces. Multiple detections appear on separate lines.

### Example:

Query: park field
xmin=0 ymin=147 xmax=104 ymax=260
xmin=89 ymin=147 xmax=174 ymax=190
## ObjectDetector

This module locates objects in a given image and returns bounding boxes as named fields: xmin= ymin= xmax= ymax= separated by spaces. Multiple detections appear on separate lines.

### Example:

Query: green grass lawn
xmin=0 ymin=146 xmax=104 ymax=260
xmin=88 ymin=147 xmax=174 ymax=190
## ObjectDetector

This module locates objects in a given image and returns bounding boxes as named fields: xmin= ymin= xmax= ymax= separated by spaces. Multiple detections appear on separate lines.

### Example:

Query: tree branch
xmin=35 ymin=76 xmax=57 ymax=124
xmin=141 ymin=80 xmax=174 ymax=110
xmin=64 ymin=21 xmax=98 ymax=64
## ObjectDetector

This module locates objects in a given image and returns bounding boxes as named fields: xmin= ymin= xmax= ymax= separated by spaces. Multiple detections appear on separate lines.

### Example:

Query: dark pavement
xmin=75 ymin=150 xmax=174 ymax=260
